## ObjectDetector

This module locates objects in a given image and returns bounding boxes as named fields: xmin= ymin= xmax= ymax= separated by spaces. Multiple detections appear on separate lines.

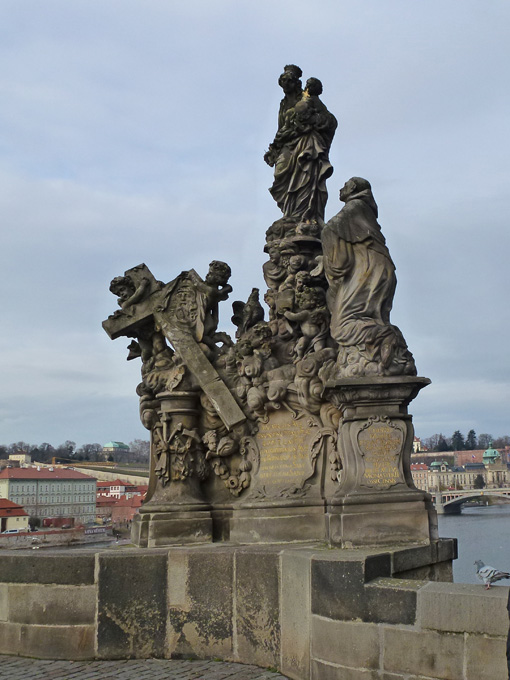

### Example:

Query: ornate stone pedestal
xmin=324 ymin=376 xmax=436 ymax=547
xmin=132 ymin=390 xmax=213 ymax=547
xmin=218 ymin=407 xmax=334 ymax=544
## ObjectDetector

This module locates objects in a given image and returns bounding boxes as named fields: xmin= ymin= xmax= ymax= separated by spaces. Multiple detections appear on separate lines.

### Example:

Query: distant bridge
xmin=432 ymin=488 xmax=510 ymax=514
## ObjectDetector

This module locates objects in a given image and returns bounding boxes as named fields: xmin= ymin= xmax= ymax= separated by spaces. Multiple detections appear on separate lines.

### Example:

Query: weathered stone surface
xmin=0 ymin=583 xmax=8 ymax=621
xmin=264 ymin=65 xmax=337 ymax=223
xmin=0 ymin=552 xmax=95 ymax=584
xmin=311 ymin=660 xmax=380 ymax=679
xmin=0 ymin=621 xmax=21 ymax=655
xmin=392 ymin=544 xmax=434 ymax=574
xmin=311 ymin=552 xmax=391 ymax=621
xmin=167 ymin=548 xmax=234 ymax=659
xmin=229 ymin=505 xmax=326 ymax=544
xmin=465 ymin=633 xmax=508 ymax=680
xmin=235 ymin=550 xmax=280 ymax=668
xmin=311 ymin=555 xmax=365 ymax=620
xmin=97 ymin=552 xmax=167 ymax=659
xmin=145 ymin=511 xmax=213 ymax=547
xmin=392 ymin=539 xmax=457 ymax=581
xmin=8 ymin=584 xmax=96 ymax=625
xmin=0 ymin=542 xmax=502 ymax=680
xmin=167 ymin=549 xmax=189 ymax=609
xmin=280 ymin=549 xmax=313 ymax=678
xmin=420 ymin=582 xmax=509 ymax=636
xmin=19 ymin=623 xmax=95 ymax=659
xmin=322 ymin=178 xmax=416 ymax=379
xmin=311 ymin=616 xmax=380 ymax=669
xmin=365 ymin=577 xmax=424 ymax=625
xmin=365 ymin=553 xmax=393 ymax=582
xmin=436 ymin=536 xmax=458 ymax=562
xmin=383 ymin=627 xmax=464 ymax=680
xmin=379 ymin=675 xmax=435 ymax=680
xmin=328 ymin=501 xmax=431 ymax=548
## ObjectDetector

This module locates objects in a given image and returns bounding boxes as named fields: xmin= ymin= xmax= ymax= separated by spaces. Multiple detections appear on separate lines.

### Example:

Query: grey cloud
xmin=1 ymin=1 xmax=509 ymax=446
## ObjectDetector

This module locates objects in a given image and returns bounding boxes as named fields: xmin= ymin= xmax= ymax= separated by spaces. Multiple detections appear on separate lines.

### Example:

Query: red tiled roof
xmin=0 ymin=499 xmax=28 ymax=517
xmin=114 ymin=495 xmax=144 ymax=508
xmin=0 ymin=468 xmax=96 ymax=481
xmin=96 ymin=479 xmax=126 ymax=487
xmin=96 ymin=496 xmax=118 ymax=507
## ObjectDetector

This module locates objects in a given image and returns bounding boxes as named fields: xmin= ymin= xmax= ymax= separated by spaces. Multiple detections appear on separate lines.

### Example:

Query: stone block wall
xmin=0 ymin=553 xmax=96 ymax=659
xmin=310 ymin=579 xmax=509 ymax=680
xmin=0 ymin=541 xmax=508 ymax=680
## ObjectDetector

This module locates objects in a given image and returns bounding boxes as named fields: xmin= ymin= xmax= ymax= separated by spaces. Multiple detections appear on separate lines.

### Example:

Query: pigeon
xmin=474 ymin=560 xmax=510 ymax=589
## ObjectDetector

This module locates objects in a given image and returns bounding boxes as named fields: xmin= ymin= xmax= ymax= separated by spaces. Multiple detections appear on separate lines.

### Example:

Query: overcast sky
xmin=1 ymin=1 xmax=509 ymax=448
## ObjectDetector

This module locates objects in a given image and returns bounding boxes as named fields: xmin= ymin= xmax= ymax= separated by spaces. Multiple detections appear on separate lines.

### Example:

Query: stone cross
xmin=102 ymin=263 xmax=246 ymax=431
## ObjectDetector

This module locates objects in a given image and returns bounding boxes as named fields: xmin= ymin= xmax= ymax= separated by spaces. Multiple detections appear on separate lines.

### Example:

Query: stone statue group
xmin=264 ymin=64 xmax=416 ymax=379
xmin=103 ymin=63 xmax=418 ymax=509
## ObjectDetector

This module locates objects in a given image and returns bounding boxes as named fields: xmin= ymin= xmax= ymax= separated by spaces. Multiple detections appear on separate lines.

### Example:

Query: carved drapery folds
xmin=321 ymin=177 xmax=417 ymax=379
xmin=264 ymin=66 xmax=337 ymax=224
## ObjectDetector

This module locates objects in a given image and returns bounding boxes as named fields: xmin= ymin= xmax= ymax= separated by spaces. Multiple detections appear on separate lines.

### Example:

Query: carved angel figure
xmin=283 ymin=287 xmax=329 ymax=361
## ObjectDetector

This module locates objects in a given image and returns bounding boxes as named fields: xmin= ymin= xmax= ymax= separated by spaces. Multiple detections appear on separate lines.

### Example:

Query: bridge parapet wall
xmin=0 ymin=541 xmax=508 ymax=680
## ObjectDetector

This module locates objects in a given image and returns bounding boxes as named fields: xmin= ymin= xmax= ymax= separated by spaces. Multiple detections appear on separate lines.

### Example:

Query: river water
xmin=438 ymin=504 xmax=510 ymax=584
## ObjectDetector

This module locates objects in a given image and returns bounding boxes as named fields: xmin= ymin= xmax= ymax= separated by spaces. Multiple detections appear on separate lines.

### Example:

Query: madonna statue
xmin=265 ymin=70 xmax=337 ymax=223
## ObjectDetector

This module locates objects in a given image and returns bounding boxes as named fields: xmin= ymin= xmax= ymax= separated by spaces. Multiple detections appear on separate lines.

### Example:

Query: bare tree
xmin=477 ymin=433 xmax=493 ymax=449
xmin=128 ymin=439 xmax=150 ymax=463
xmin=75 ymin=443 xmax=103 ymax=461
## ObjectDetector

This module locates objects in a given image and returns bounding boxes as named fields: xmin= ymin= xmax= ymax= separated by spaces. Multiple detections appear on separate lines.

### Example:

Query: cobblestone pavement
xmin=0 ymin=656 xmax=290 ymax=680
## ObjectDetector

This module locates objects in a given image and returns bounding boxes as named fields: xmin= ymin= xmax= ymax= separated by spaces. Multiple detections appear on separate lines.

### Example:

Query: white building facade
xmin=8 ymin=453 xmax=32 ymax=465
xmin=0 ymin=468 xmax=96 ymax=524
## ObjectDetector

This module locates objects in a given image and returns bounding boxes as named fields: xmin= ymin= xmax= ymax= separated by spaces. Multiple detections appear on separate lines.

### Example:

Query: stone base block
xmin=225 ymin=504 xmax=327 ymax=544
xmin=132 ymin=510 xmax=212 ymax=547
xmin=326 ymin=499 xmax=431 ymax=547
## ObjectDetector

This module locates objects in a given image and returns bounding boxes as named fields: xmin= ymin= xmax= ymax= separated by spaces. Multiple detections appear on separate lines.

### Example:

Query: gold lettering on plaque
xmin=358 ymin=418 xmax=404 ymax=489
xmin=255 ymin=412 xmax=315 ymax=489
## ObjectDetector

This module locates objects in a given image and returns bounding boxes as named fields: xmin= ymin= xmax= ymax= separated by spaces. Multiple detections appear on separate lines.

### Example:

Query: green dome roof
xmin=483 ymin=442 xmax=500 ymax=463
xmin=103 ymin=441 xmax=129 ymax=450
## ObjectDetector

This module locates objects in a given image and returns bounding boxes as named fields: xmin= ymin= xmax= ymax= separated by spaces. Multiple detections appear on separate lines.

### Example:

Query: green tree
xmin=465 ymin=429 xmax=477 ymax=450
xmin=473 ymin=474 xmax=486 ymax=489
xmin=451 ymin=430 xmax=465 ymax=451
xmin=31 ymin=443 xmax=55 ymax=464
xmin=28 ymin=516 xmax=41 ymax=531
xmin=54 ymin=440 xmax=76 ymax=461
xmin=436 ymin=435 xmax=451 ymax=452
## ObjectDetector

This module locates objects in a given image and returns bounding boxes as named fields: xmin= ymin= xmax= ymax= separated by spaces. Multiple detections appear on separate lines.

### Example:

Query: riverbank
xmin=0 ymin=526 xmax=114 ymax=550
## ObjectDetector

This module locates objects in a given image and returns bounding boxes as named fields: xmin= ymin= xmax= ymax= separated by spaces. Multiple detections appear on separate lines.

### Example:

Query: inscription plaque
xmin=253 ymin=410 xmax=318 ymax=495
xmin=358 ymin=417 xmax=405 ymax=489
